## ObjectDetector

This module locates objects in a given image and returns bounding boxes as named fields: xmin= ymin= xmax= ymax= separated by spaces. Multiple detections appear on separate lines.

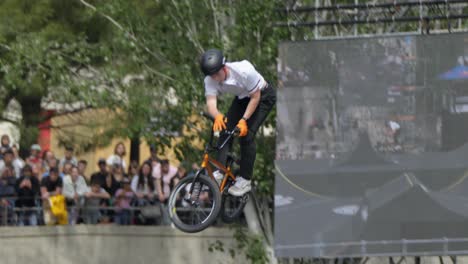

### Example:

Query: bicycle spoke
xmin=182 ymin=199 xmax=209 ymax=225
xmin=190 ymin=207 xmax=201 ymax=225
xmin=195 ymin=210 xmax=203 ymax=224
xmin=190 ymin=211 xmax=197 ymax=225
xmin=196 ymin=206 xmax=209 ymax=220
xmin=189 ymin=207 xmax=202 ymax=225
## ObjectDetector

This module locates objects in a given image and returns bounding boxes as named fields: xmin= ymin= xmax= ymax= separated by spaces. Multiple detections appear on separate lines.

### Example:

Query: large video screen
xmin=275 ymin=33 xmax=468 ymax=257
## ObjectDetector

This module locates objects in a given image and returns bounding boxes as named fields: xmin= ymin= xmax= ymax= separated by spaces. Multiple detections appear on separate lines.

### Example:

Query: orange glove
xmin=213 ymin=113 xmax=227 ymax=132
xmin=237 ymin=119 xmax=248 ymax=137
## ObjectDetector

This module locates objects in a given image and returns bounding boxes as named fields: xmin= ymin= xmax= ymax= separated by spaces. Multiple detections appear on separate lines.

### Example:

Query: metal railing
xmin=0 ymin=195 xmax=244 ymax=227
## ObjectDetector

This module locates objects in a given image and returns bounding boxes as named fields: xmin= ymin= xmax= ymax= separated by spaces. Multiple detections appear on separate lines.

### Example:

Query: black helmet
xmin=200 ymin=49 xmax=225 ymax=76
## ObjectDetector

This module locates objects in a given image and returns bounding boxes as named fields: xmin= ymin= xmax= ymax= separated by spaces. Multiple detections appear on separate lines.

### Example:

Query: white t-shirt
xmin=204 ymin=60 xmax=266 ymax=99
xmin=63 ymin=175 xmax=89 ymax=199
xmin=152 ymin=163 xmax=178 ymax=199
xmin=131 ymin=175 xmax=154 ymax=194
xmin=0 ymin=158 xmax=24 ymax=178
xmin=106 ymin=155 xmax=127 ymax=170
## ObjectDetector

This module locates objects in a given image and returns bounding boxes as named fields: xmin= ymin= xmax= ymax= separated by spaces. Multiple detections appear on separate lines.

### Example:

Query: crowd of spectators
xmin=0 ymin=134 xmax=198 ymax=226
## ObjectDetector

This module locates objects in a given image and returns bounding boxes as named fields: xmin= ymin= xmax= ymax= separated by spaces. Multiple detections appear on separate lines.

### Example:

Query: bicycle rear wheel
xmin=221 ymin=193 xmax=248 ymax=223
xmin=168 ymin=174 xmax=221 ymax=233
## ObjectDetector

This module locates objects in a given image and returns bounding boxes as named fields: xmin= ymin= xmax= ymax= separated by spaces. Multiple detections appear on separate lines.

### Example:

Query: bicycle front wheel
xmin=168 ymin=174 xmax=221 ymax=233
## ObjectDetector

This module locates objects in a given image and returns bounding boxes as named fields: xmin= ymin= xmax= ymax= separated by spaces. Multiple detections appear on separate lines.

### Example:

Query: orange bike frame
xmin=200 ymin=153 xmax=236 ymax=192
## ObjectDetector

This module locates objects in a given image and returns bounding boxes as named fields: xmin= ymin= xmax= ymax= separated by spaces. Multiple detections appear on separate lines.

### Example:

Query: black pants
xmin=217 ymin=84 xmax=276 ymax=180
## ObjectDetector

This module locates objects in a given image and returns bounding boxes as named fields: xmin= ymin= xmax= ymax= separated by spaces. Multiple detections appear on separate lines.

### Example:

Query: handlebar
xmin=201 ymin=111 xmax=240 ymax=151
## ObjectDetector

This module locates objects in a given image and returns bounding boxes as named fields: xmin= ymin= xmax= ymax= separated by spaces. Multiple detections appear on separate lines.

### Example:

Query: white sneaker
xmin=228 ymin=177 xmax=251 ymax=196
xmin=213 ymin=170 xmax=224 ymax=185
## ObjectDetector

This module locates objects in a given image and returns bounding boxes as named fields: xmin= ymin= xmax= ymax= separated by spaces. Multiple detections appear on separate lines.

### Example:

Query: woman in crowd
xmin=128 ymin=161 xmax=139 ymax=181
xmin=107 ymin=142 xmax=127 ymax=171
xmin=131 ymin=162 xmax=158 ymax=224
xmin=131 ymin=162 xmax=155 ymax=200
xmin=0 ymin=134 xmax=11 ymax=159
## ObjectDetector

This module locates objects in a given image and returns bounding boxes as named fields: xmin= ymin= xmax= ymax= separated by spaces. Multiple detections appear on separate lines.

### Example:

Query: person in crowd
xmin=128 ymin=161 xmax=139 ymax=181
xmin=40 ymin=167 xmax=63 ymax=225
xmin=0 ymin=148 xmax=24 ymax=178
xmin=62 ymin=162 xmax=73 ymax=178
xmin=59 ymin=146 xmax=78 ymax=169
xmin=107 ymin=142 xmax=127 ymax=170
xmin=40 ymin=166 xmax=62 ymax=195
xmin=63 ymin=166 xmax=88 ymax=224
xmin=83 ymin=180 xmax=110 ymax=224
xmin=114 ymin=177 xmax=135 ymax=225
xmin=0 ymin=134 xmax=10 ymax=149
xmin=90 ymin=158 xmax=109 ymax=187
xmin=78 ymin=160 xmax=88 ymax=180
xmin=131 ymin=162 xmax=155 ymax=202
xmin=153 ymin=159 xmax=178 ymax=225
xmin=0 ymin=134 xmax=11 ymax=159
xmin=99 ymin=163 xmax=119 ymax=223
xmin=41 ymin=150 xmax=55 ymax=174
xmin=0 ymin=166 xmax=17 ymax=224
xmin=171 ymin=164 xmax=188 ymax=188
xmin=145 ymin=144 xmax=160 ymax=165
xmin=15 ymin=165 xmax=40 ymax=226
xmin=169 ymin=164 xmax=191 ymax=220
xmin=42 ymin=158 xmax=63 ymax=179
xmin=102 ymin=169 xmax=120 ymax=198
xmin=131 ymin=162 xmax=155 ymax=197
xmin=38 ymin=150 xmax=58 ymax=176
xmin=26 ymin=144 xmax=43 ymax=173
xmin=131 ymin=162 xmax=157 ymax=224
xmin=111 ymin=162 xmax=127 ymax=186
xmin=153 ymin=159 xmax=178 ymax=202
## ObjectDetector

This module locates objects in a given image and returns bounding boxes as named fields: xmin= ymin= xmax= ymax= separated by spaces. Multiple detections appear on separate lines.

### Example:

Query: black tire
xmin=168 ymin=174 xmax=221 ymax=233
xmin=221 ymin=193 xmax=248 ymax=223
